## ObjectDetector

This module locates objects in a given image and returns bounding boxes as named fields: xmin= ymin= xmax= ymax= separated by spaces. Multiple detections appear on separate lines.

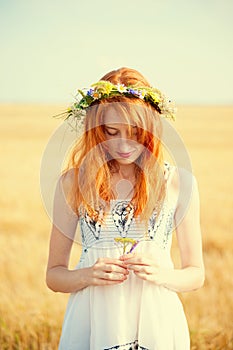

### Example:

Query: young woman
xmin=46 ymin=67 xmax=205 ymax=350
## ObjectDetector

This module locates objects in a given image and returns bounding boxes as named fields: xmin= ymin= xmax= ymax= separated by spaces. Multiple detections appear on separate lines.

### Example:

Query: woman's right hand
xmin=46 ymin=223 xmax=129 ymax=293
xmin=86 ymin=257 xmax=129 ymax=286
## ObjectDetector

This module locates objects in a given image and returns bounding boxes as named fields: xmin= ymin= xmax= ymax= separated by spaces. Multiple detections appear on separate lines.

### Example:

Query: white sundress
xmin=58 ymin=164 xmax=190 ymax=350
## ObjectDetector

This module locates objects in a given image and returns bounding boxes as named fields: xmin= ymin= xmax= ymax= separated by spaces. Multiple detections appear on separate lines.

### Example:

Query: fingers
xmin=97 ymin=257 xmax=128 ymax=268
xmin=92 ymin=271 xmax=127 ymax=285
xmin=94 ymin=263 xmax=128 ymax=276
xmin=120 ymin=254 xmax=151 ymax=266
xmin=134 ymin=270 xmax=164 ymax=285
xmin=119 ymin=253 xmax=161 ymax=284
xmin=91 ymin=255 xmax=160 ymax=286
xmin=103 ymin=272 xmax=127 ymax=281
xmin=91 ymin=257 xmax=129 ymax=286
xmin=127 ymin=264 xmax=154 ymax=274
xmin=119 ymin=253 xmax=135 ymax=261
xmin=94 ymin=258 xmax=129 ymax=274
xmin=133 ymin=271 xmax=155 ymax=282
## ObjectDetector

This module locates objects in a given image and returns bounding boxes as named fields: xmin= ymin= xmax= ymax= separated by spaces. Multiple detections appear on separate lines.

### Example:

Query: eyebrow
xmin=104 ymin=126 xmax=118 ymax=130
xmin=104 ymin=125 xmax=137 ymax=130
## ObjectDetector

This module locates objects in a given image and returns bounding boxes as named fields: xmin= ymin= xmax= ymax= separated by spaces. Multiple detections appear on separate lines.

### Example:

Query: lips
xmin=117 ymin=152 xmax=133 ymax=158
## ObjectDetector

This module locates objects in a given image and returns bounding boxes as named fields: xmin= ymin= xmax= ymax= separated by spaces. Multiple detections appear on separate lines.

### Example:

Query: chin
xmin=115 ymin=158 xmax=135 ymax=165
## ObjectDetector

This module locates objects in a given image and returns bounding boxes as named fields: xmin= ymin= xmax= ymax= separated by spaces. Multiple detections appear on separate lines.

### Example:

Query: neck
xmin=118 ymin=164 xmax=136 ymax=180
xmin=110 ymin=163 xmax=136 ymax=200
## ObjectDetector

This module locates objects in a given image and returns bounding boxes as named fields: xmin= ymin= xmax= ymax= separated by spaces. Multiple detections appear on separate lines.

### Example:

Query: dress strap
xmin=164 ymin=162 xmax=177 ymax=208
xmin=164 ymin=161 xmax=176 ymax=183
xmin=166 ymin=164 xmax=176 ymax=186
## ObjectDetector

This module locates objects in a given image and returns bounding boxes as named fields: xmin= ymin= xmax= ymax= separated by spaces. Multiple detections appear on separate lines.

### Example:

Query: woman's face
xmin=103 ymin=107 xmax=144 ymax=165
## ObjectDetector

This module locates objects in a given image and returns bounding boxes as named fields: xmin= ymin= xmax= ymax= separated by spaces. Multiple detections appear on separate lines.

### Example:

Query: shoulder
xmin=170 ymin=166 xmax=197 ymax=189
xmin=55 ymin=169 xmax=77 ymax=211
xmin=59 ymin=168 xmax=76 ymax=195
xmin=166 ymin=164 xmax=198 ymax=208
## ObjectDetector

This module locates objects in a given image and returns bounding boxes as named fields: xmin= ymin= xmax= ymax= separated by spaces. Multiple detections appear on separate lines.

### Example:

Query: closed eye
xmin=105 ymin=129 xmax=119 ymax=136
xmin=104 ymin=125 xmax=139 ymax=140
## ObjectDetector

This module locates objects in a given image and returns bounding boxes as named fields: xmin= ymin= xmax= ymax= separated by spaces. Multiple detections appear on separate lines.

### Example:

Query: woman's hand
xmin=120 ymin=253 xmax=165 ymax=285
xmin=120 ymin=251 xmax=204 ymax=292
xmin=86 ymin=257 xmax=129 ymax=286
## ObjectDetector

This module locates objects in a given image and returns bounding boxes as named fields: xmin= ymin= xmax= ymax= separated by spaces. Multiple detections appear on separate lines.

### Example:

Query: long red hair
xmin=65 ymin=67 xmax=165 ymax=222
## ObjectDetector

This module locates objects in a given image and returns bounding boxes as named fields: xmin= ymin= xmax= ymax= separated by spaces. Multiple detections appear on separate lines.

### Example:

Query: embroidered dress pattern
xmin=111 ymin=201 xmax=135 ymax=237
xmin=104 ymin=339 xmax=149 ymax=350
xmin=84 ymin=211 xmax=101 ymax=239
xmin=147 ymin=203 xmax=164 ymax=239
xmin=80 ymin=206 xmax=104 ymax=246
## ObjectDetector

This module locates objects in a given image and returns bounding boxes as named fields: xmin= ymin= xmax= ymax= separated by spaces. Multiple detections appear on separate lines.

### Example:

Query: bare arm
xmin=121 ymin=169 xmax=205 ymax=293
xmin=164 ymin=169 xmax=205 ymax=292
xmin=46 ymin=171 xmax=129 ymax=293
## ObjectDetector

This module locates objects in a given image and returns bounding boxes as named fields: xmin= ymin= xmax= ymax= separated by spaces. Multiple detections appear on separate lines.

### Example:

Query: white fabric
xmin=58 ymin=165 xmax=190 ymax=350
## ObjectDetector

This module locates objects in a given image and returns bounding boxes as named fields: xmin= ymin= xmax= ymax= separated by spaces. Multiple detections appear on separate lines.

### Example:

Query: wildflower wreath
xmin=59 ymin=81 xmax=176 ymax=123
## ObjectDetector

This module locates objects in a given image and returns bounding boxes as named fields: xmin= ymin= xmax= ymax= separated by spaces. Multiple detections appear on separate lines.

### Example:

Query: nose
xmin=118 ymin=137 xmax=134 ymax=153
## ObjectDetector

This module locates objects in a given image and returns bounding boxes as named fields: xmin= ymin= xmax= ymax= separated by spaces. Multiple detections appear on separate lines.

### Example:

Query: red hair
xmin=65 ymin=67 xmax=165 ymax=222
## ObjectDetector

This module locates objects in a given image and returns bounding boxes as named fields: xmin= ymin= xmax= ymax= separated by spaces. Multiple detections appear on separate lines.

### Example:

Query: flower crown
xmin=61 ymin=80 xmax=176 ymax=123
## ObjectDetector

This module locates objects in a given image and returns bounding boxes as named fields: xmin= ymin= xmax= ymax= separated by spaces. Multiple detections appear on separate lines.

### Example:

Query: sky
xmin=0 ymin=0 xmax=233 ymax=104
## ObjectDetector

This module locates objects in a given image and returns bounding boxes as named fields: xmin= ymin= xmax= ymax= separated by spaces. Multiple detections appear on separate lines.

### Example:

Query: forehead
xmin=103 ymin=106 xmax=136 ymax=126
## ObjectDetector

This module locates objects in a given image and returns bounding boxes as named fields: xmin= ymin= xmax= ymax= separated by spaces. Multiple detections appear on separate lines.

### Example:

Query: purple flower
xmin=127 ymin=88 xmax=141 ymax=97
xmin=128 ymin=240 xmax=139 ymax=253
xmin=87 ymin=88 xmax=94 ymax=96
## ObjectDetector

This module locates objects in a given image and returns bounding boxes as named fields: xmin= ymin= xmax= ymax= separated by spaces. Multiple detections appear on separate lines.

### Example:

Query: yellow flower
xmin=114 ymin=237 xmax=138 ymax=254
xmin=148 ymin=90 xmax=160 ymax=103
xmin=92 ymin=81 xmax=114 ymax=95
xmin=114 ymin=237 xmax=137 ymax=244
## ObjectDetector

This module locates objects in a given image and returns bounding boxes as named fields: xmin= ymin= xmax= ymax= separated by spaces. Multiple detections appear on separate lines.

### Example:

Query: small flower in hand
xmin=114 ymin=237 xmax=139 ymax=255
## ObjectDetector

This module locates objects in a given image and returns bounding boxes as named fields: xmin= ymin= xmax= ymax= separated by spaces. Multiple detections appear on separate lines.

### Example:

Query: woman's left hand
xmin=120 ymin=253 xmax=165 ymax=285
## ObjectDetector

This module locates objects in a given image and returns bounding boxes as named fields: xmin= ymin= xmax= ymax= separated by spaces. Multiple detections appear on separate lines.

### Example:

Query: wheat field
xmin=0 ymin=104 xmax=232 ymax=349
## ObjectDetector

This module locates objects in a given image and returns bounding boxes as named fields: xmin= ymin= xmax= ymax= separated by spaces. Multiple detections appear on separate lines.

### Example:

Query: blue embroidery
xmin=104 ymin=339 xmax=149 ymax=349
xmin=111 ymin=201 xmax=135 ymax=238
